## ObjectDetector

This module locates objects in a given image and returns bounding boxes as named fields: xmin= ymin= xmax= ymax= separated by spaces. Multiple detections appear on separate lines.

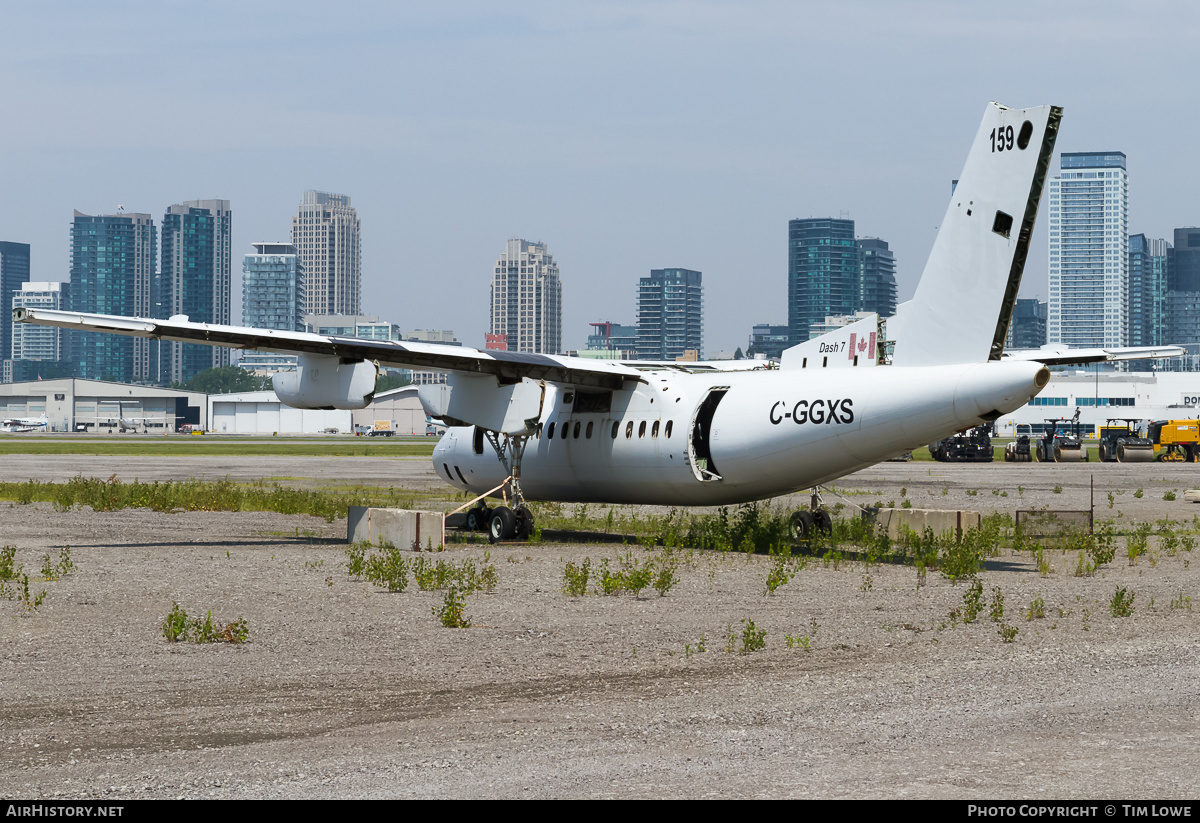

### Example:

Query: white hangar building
xmin=0 ymin=378 xmax=207 ymax=432
xmin=996 ymin=370 xmax=1200 ymax=437
xmin=208 ymin=385 xmax=431 ymax=435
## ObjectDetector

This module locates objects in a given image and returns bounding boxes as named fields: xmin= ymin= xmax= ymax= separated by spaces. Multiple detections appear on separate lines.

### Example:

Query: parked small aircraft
xmin=14 ymin=102 xmax=1180 ymax=540
xmin=0 ymin=414 xmax=49 ymax=433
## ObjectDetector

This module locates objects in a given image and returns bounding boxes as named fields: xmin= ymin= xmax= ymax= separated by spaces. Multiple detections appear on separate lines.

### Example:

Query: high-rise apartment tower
xmin=636 ymin=268 xmax=703 ymax=360
xmin=292 ymin=191 xmax=360 ymax=317
xmin=489 ymin=239 xmax=562 ymax=355
xmin=1047 ymin=152 xmax=1128 ymax=348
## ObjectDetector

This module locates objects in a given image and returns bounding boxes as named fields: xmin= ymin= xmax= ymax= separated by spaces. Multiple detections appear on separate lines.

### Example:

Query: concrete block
xmin=347 ymin=507 xmax=446 ymax=551
xmin=865 ymin=507 xmax=982 ymax=540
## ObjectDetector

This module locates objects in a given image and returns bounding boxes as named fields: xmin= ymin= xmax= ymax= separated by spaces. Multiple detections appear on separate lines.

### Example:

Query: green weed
xmin=1110 ymin=587 xmax=1135 ymax=618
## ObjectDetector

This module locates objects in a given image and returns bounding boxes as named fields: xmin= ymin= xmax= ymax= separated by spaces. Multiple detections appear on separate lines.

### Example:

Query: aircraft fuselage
xmin=432 ymin=360 xmax=1047 ymax=505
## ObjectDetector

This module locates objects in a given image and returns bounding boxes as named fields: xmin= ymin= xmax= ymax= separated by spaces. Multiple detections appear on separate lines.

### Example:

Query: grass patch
xmin=0 ymin=475 xmax=453 ymax=521
xmin=0 ymin=437 xmax=436 ymax=458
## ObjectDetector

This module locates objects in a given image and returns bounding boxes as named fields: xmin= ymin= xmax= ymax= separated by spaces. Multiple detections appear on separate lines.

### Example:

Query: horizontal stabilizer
xmin=1003 ymin=345 xmax=1185 ymax=366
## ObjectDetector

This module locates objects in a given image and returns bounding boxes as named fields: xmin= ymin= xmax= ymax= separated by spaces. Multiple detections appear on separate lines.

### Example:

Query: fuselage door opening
xmin=688 ymin=387 xmax=728 ymax=482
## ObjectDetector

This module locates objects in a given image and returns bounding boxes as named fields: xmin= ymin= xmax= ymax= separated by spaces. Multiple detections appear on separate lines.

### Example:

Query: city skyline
xmin=3 ymin=4 xmax=1200 ymax=355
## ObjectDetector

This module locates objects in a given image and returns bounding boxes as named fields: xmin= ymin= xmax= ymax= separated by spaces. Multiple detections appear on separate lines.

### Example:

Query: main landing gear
xmin=790 ymin=489 xmax=833 ymax=542
xmin=458 ymin=430 xmax=536 ymax=543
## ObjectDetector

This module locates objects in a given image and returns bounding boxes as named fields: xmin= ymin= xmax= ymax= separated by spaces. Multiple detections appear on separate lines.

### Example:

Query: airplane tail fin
xmin=889 ymin=102 xmax=1061 ymax=367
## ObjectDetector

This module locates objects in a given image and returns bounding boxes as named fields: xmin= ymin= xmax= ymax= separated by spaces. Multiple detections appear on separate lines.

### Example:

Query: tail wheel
xmin=791 ymin=510 xmax=816 ymax=541
xmin=488 ymin=506 xmax=516 ymax=543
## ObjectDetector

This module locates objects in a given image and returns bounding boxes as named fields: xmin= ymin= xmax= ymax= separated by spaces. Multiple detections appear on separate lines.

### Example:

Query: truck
xmin=370 ymin=420 xmax=397 ymax=437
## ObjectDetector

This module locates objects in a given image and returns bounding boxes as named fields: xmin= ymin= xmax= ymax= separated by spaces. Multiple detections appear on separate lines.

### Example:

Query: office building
xmin=1047 ymin=152 xmax=1128 ymax=348
xmin=637 ymin=268 xmax=703 ymax=360
xmin=161 ymin=199 xmax=232 ymax=383
xmin=1128 ymin=234 xmax=1169 ymax=350
xmin=292 ymin=191 xmax=360 ymax=316
xmin=586 ymin=321 xmax=638 ymax=358
xmin=70 ymin=211 xmax=156 ymax=383
xmin=489 ymin=239 xmax=562 ymax=355
xmin=1005 ymin=298 xmax=1048 ymax=350
xmin=1167 ymin=228 xmax=1200 ymax=347
xmin=0 ymin=241 xmax=31 ymax=363
xmin=239 ymin=242 xmax=306 ymax=374
xmin=857 ymin=237 xmax=897 ymax=319
xmin=748 ymin=323 xmax=790 ymax=360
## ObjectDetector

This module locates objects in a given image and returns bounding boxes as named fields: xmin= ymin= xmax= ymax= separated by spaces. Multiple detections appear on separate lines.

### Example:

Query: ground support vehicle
xmin=1004 ymin=424 xmax=1033 ymax=462
xmin=929 ymin=425 xmax=995 ymax=462
xmin=370 ymin=420 xmax=397 ymax=437
xmin=1148 ymin=420 xmax=1200 ymax=462
xmin=1097 ymin=419 xmax=1154 ymax=462
xmin=1035 ymin=417 xmax=1088 ymax=462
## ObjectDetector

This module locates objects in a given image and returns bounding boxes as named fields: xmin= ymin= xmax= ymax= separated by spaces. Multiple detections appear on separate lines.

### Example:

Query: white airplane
xmin=0 ymin=414 xmax=49 ymax=433
xmin=13 ymin=102 xmax=1180 ymax=541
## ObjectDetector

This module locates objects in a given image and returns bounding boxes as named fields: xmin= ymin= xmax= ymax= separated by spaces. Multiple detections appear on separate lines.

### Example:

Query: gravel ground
xmin=2 ymin=456 xmax=1199 ymax=799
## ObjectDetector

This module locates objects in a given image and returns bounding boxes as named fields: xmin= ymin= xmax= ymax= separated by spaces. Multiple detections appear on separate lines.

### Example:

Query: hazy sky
xmin=2 ymin=1 xmax=1198 ymax=354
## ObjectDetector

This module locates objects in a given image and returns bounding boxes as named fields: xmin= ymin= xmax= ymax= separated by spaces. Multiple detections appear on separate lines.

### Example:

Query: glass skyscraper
xmin=1128 ymin=234 xmax=1169 ymax=349
xmin=1047 ymin=152 xmax=1128 ymax=348
xmin=857 ymin=237 xmax=898 ymax=320
xmin=161 ymin=199 xmax=232 ymax=383
xmin=0 ymin=241 xmax=31 ymax=365
xmin=787 ymin=218 xmax=859 ymax=345
xmin=70 ymin=211 xmax=156 ymax=383
xmin=636 ymin=268 xmax=703 ymax=360
xmin=787 ymin=219 xmax=896 ymax=345
xmin=1166 ymin=227 xmax=1200 ymax=348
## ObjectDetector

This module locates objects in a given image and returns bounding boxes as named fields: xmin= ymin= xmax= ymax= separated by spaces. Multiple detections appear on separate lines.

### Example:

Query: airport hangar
xmin=0 ymin=380 xmax=429 ymax=435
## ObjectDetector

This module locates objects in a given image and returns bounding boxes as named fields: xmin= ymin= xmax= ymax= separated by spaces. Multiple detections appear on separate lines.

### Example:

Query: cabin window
xmin=665 ymin=420 xmax=673 ymax=438
xmin=626 ymin=421 xmax=634 ymax=438
xmin=586 ymin=421 xmax=594 ymax=439
xmin=546 ymin=421 xmax=556 ymax=439
xmin=651 ymin=420 xmax=660 ymax=438
xmin=562 ymin=422 xmax=569 ymax=439
xmin=638 ymin=421 xmax=647 ymax=438
xmin=473 ymin=426 xmax=485 ymax=455
xmin=611 ymin=421 xmax=619 ymax=438
xmin=573 ymin=421 xmax=581 ymax=439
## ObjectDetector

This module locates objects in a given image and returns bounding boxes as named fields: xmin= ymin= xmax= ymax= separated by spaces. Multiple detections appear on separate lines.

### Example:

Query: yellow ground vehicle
xmin=1148 ymin=420 xmax=1200 ymax=462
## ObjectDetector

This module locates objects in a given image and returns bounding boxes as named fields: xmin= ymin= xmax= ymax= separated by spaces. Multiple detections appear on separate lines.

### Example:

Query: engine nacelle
xmin=272 ymin=354 xmax=378 ymax=410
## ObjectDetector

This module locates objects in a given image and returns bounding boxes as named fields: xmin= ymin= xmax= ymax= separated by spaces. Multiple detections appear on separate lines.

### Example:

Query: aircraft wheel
xmin=488 ymin=506 xmax=516 ymax=543
xmin=813 ymin=509 xmax=833 ymax=535
xmin=514 ymin=505 xmax=535 ymax=539
xmin=791 ymin=510 xmax=815 ymax=541
xmin=465 ymin=504 xmax=489 ymax=532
